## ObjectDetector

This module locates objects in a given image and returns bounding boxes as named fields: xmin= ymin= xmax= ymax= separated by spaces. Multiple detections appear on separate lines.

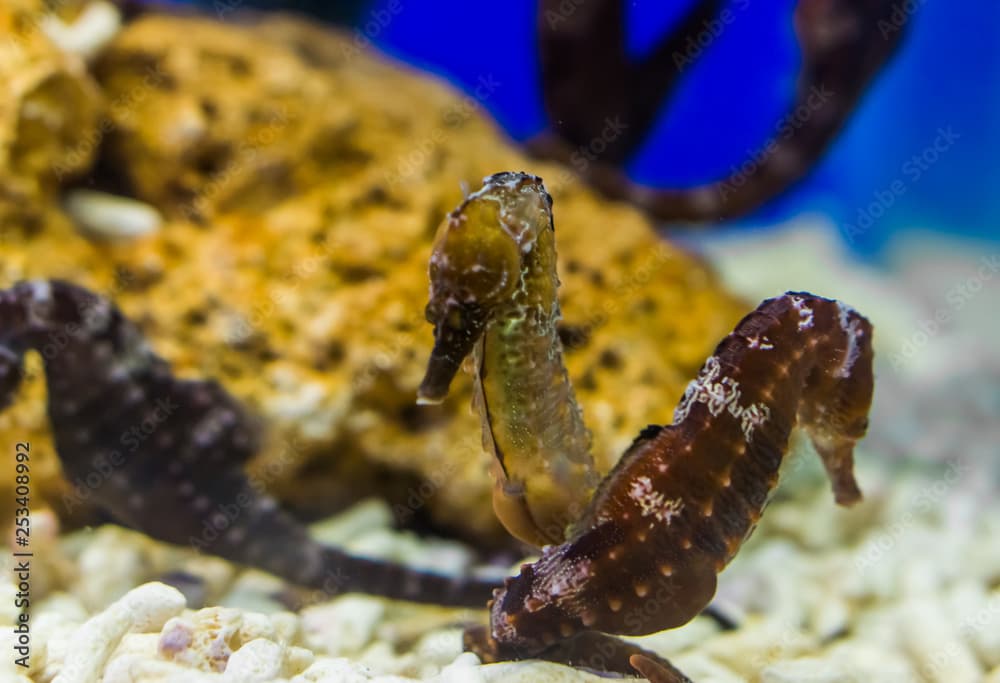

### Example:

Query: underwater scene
xmin=0 ymin=1 xmax=997 ymax=682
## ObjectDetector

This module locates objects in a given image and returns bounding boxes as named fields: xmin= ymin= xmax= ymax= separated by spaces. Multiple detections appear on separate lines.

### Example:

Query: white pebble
xmin=852 ymin=604 xmax=904 ymax=650
xmin=825 ymin=642 xmax=918 ymax=683
xmin=236 ymin=612 xmax=277 ymax=643
xmin=31 ymin=595 xmax=87 ymax=682
xmin=702 ymin=617 xmax=817 ymax=676
xmin=953 ymin=587 xmax=1000 ymax=668
xmin=761 ymin=657 xmax=853 ymax=683
xmin=110 ymin=632 xmax=159 ymax=660
xmin=285 ymin=646 xmax=316 ymax=676
xmin=669 ymin=652 xmax=743 ymax=683
xmin=809 ymin=596 xmax=850 ymax=641
xmin=438 ymin=652 xmax=486 ymax=683
xmin=477 ymin=660 xmax=612 ymax=681
xmin=413 ymin=629 xmax=464 ymax=667
xmin=626 ymin=613 xmax=720 ymax=655
xmin=269 ymin=611 xmax=302 ymax=644
xmin=158 ymin=607 xmax=242 ymax=672
xmin=123 ymin=583 xmax=188 ymax=632
xmin=356 ymin=640 xmax=396 ymax=674
xmin=52 ymin=582 xmax=185 ymax=683
xmin=65 ymin=189 xmax=163 ymax=240
xmin=73 ymin=528 xmax=149 ymax=610
xmin=103 ymin=655 xmax=222 ymax=683
xmin=301 ymin=597 xmax=385 ymax=656
xmin=898 ymin=597 xmax=983 ymax=683
xmin=290 ymin=657 xmax=373 ymax=683
xmin=224 ymin=638 xmax=283 ymax=682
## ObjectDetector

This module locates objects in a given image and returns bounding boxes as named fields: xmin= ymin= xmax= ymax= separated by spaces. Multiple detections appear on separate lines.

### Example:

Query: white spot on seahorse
xmin=791 ymin=295 xmax=814 ymax=330
xmin=24 ymin=280 xmax=54 ymax=326
xmin=673 ymin=356 xmax=771 ymax=442
xmin=746 ymin=334 xmax=774 ymax=350
xmin=835 ymin=301 xmax=863 ymax=378
xmin=674 ymin=356 xmax=722 ymax=423
xmin=81 ymin=299 xmax=112 ymax=334
xmin=629 ymin=476 xmax=684 ymax=524
xmin=30 ymin=280 xmax=52 ymax=303
xmin=737 ymin=402 xmax=771 ymax=443
xmin=542 ymin=558 xmax=594 ymax=598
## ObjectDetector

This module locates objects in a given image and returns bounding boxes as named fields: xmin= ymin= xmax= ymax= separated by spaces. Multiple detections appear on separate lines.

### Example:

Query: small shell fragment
xmin=64 ymin=189 xmax=163 ymax=241
xmin=40 ymin=1 xmax=122 ymax=60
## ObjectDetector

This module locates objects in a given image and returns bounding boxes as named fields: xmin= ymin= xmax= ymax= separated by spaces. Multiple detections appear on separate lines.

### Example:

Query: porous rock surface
xmin=0 ymin=0 xmax=104 ymax=245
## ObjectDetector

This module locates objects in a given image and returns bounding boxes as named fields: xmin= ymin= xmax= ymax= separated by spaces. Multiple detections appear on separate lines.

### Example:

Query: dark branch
xmin=532 ymin=0 xmax=914 ymax=224
xmin=534 ymin=0 xmax=724 ymax=164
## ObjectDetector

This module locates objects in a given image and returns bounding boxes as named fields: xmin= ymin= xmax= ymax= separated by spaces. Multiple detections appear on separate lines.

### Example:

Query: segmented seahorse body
xmin=0 ymin=280 xmax=496 ymax=607
xmin=483 ymin=292 xmax=873 ymax=655
xmin=418 ymin=172 xmax=598 ymax=547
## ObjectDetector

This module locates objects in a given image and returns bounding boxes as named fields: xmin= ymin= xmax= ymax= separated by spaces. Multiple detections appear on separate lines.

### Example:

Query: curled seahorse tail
xmin=193 ymin=499 xmax=499 ymax=608
xmin=714 ymin=292 xmax=873 ymax=508
xmin=784 ymin=292 xmax=874 ymax=506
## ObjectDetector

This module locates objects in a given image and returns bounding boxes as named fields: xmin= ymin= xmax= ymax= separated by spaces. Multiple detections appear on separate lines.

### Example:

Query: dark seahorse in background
xmin=0 ymin=280 xmax=496 ymax=607
xmin=420 ymin=173 xmax=874 ymax=680
xmin=532 ymin=0 xmax=913 ymax=223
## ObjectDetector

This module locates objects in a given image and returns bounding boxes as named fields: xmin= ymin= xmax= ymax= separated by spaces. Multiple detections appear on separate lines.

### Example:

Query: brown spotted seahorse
xmin=0 ymin=280 xmax=497 ymax=607
xmin=419 ymin=172 xmax=874 ymax=679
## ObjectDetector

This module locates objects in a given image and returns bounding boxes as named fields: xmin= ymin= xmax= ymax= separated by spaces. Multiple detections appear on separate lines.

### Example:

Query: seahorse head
xmin=418 ymin=172 xmax=553 ymax=403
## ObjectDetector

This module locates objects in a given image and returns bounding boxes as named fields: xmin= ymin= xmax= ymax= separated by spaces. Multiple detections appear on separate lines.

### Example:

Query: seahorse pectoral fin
xmin=417 ymin=301 xmax=488 ymax=404
xmin=798 ymin=299 xmax=874 ymax=506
